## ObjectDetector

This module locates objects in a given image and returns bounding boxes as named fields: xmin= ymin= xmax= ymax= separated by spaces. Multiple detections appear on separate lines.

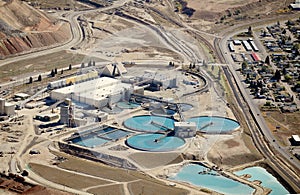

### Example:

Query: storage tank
xmin=4 ymin=102 xmax=15 ymax=116
xmin=64 ymin=98 xmax=72 ymax=106
xmin=0 ymin=98 xmax=5 ymax=115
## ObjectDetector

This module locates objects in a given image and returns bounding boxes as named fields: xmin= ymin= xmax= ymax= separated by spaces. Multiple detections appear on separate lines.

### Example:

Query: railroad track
xmin=215 ymin=36 xmax=300 ymax=191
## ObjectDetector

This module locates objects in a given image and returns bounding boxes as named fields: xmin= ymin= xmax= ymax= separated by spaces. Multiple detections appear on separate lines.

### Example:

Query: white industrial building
xmin=138 ymin=70 xmax=177 ymax=90
xmin=0 ymin=98 xmax=15 ymax=116
xmin=291 ymin=135 xmax=300 ymax=146
xmin=51 ymin=77 xmax=133 ymax=108
xmin=60 ymin=104 xmax=75 ymax=127
xmin=174 ymin=122 xmax=197 ymax=138
xmin=48 ymin=71 xmax=98 ymax=89
xmin=290 ymin=0 xmax=300 ymax=9
xmin=74 ymin=110 xmax=108 ymax=126
xmin=101 ymin=63 xmax=127 ymax=77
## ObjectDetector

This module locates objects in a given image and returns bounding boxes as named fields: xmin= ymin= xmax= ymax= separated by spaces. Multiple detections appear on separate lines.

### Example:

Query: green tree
xmin=242 ymin=61 xmax=248 ymax=70
xmin=51 ymin=69 xmax=55 ymax=77
xmin=284 ymin=74 xmax=292 ymax=82
xmin=265 ymin=55 xmax=270 ymax=65
xmin=69 ymin=64 xmax=72 ymax=70
xmin=37 ymin=75 xmax=42 ymax=81
xmin=293 ymin=43 xmax=300 ymax=50
xmin=295 ymin=81 xmax=300 ymax=88
xmin=248 ymin=26 xmax=252 ymax=35
xmin=274 ymin=69 xmax=281 ymax=82
xmin=282 ymin=29 xmax=286 ymax=34
xmin=28 ymin=77 xmax=33 ymax=84
xmin=265 ymin=101 xmax=271 ymax=106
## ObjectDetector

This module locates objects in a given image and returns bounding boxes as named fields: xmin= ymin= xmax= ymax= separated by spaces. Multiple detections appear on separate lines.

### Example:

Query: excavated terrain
xmin=0 ymin=0 xmax=71 ymax=59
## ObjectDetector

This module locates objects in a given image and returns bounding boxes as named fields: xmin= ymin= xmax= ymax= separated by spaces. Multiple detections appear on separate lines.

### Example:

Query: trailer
xmin=233 ymin=40 xmax=242 ymax=45
xmin=249 ymin=40 xmax=259 ymax=52
xmin=242 ymin=40 xmax=252 ymax=51
xmin=231 ymin=54 xmax=238 ymax=62
xmin=228 ymin=41 xmax=235 ymax=52
xmin=251 ymin=52 xmax=261 ymax=62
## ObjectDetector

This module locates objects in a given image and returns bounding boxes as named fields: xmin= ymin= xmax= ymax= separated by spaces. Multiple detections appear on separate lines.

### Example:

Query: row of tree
xmin=28 ymin=64 xmax=73 ymax=84
xmin=28 ymin=75 xmax=42 ymax=84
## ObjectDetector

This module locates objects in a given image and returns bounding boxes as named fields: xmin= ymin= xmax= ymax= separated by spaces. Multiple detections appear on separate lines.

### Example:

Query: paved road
xmin=5 ymin=1 xmax=299 ymax=193
xmin=220 ymin=30 xmax=300 ymax=168
xmin=0 ymin=0 xmax=131 ymax=68
xmin=216 ymin=27 xmax=300 ymax=191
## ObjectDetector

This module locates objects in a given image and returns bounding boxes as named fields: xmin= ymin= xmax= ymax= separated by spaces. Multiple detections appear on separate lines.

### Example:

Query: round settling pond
xmin=126 ymin=133 xmax=185 ymax=152
xmin=151 ymin=108 xmax=176 ymax=117
xmin=117 ymin=101 xmax=140 ymax=109
xmin=188 ymin=116 xmax=240 ymax=133
xmin=124 ymin=115 xmax=175 ymax=132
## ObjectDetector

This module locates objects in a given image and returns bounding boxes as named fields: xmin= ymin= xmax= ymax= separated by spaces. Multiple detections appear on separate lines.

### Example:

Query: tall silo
xmin=0 ymin=98 xmax=5 ymax=115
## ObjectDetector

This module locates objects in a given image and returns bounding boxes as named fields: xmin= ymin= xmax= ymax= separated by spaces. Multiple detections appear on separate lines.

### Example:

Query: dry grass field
xmin=128 ymin=152 xmax=183 ymax=169
xmin=46 ymin=151 xmax=190 ymax=195
xmin=0 ymin=51 xmax=105 ymax=82
xmin=183 ymin=0 xmax=294 ymax=32
xmin=87 ymin=184 xmax=124 ymax=195
xmin=58 ymin=157 xmax=139 ymax=182
xmin=263 ymin=111 xmax=300 ymax=146
xmin=207 ymin=134 xmax=262 ymax=168
xmin=29 ymin=163 xmax=111 ymax=190
xmin=187 ymin=0 xmax=258 ymax=20
xmin=21 ymin=0 xmax=90 ymax=10
xmin=128 ymin=180 xmax=188 ymax=195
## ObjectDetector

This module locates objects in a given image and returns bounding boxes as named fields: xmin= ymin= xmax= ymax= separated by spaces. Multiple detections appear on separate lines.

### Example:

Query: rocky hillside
xmin=0 ymin=0 xmax=71 ymax=59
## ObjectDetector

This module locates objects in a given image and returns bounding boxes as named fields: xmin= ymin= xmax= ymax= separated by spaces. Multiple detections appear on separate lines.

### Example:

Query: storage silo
xmin=4 ymin=102 xmax=15 ymax=116
xmin=0 ymin=98 xmax=5 ymax=115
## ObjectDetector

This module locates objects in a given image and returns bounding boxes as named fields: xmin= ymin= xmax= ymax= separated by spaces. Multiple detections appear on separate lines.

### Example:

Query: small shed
xmin=14 ymin=93 xmax=30 ymax=100
xmin=291 ymin=135 xmax=300 ymax=146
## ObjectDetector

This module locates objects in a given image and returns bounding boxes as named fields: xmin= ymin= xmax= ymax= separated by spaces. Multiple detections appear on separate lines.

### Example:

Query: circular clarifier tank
xmin=126 ymin=133 xmax=185 ymax=152
xmin=151 ymin=108 xmax=176 ymax=117
xmin=116 ymin=101 xmax=140 ymax=109
xmin=124 ymin=115 xmax=175 ymax=132
xmin=188 ymin=116 xmax=240 ymax=134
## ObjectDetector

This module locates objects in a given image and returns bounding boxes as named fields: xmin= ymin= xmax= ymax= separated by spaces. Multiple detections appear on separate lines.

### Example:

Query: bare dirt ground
xmin=207 ymin=132 xmax=262 ymax=169
xmin=0 ymin=115 xmax=29 ymax=172
xmin=128 ymin=153 xmax=183 ymax=169
xmin=127 ymin=180 xmax=187 ymax=195
xmin=22 ymin=185 xmax=72 ymax=195
xmin=35 ymin=151 xmax=190 ymax=195
xmin=0 ymin=51 xmax=105 ymax=82
xmin=29 ymin=163 xmax=111 ymax=190
xmin=0 ymin=0 xmax=72 ymax=58
xmin=1 ymin=0 xmax=284 ymax=193
xmin=21 ymin=0 xmax=91 ymax=10
xmin=79 ymin=12 xmax=184 ymax=63
xmin=263 ymin=111 xmax=300 ymax=146
xmin=87 ymin=184 xmax=125 ymax=195
xmin=188 ymin=0 xmax=258 ymax=19
xmin=184 ymin=0 xmax=294 ymax=32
